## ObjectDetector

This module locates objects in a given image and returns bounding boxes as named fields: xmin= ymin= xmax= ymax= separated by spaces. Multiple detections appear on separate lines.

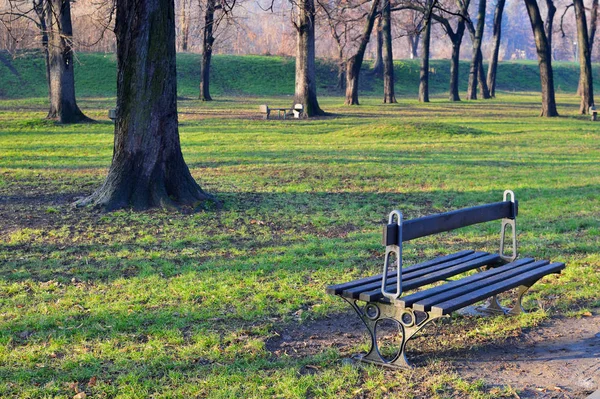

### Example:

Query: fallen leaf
xmin=87 ymin=376 xmax=97 ymax=387
xmin=73 ymin=393 xmax=86 ymax=399
xmin=582 ymin=311 xmax=593 ymax=317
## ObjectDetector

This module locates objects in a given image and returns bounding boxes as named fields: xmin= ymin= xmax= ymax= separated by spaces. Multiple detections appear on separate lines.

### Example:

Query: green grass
xmin=1 ymin=91 xmax=599 ymax=398
xmin=1 ymin=51 xmax=599 ymax=99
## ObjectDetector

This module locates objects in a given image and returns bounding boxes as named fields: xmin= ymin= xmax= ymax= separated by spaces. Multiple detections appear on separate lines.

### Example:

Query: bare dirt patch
xmin=267 ymin=310 xmax=600 ymax=398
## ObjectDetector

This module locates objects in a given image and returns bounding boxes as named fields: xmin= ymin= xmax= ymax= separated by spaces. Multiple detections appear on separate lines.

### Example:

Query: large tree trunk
xmin=523 ymin=0 xmax=559 ymax=117
xmin=382 ymin=0 xmax=396 ymax=103
xmin=487 ymin=0 xmax=506 ymax=97
xmin=574 ymin=0 xmax=594 ymax=114
xmin=419 ymin=3 xmax=433 ymax=103
xmin=467 ymin=0 xmax=486 ymax=100
xmin=46 ymin=0 xmax=90 ymax=123
xmin=200 ymin=0 xmax=216 ymax=101
xmin=295 ymin=0 xmax=324 ymax=116
xmin=345 ymin=0 xmax=381 ymax=105
xmin=372 ymin=16 xmax=384 ymax=77
xmin=78 ymin=0 xmax=214 ymax=210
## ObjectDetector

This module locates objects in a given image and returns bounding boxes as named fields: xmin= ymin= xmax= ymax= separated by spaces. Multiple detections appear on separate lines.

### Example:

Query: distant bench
xmin=259 ymin=104 xmax=304 ymax=120
xmin=326 ymin=190 xmax=565 ymax=369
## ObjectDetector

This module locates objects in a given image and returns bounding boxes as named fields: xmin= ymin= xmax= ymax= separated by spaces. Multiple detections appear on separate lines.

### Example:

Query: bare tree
xmin=1 ymin=0 xmax=91 ymax=123
xmin=79 ymin=0 xmax=215 ymax=210
xmin=345 ymin=0 xmax=380 ymax=105
xmin=418 ymin=0 xmax=434 ymax=102
xmin=466 ymin=0 xmax=488 ymax=100
xmin=382 ymin=0 xmax=395 ymax=102
xmin=486 ymin=0 xmax=505 ymax=97
xmin=294 ymin=0 xmax=324 ymax=115
xmin=574 ymin=0 xmax=593 ymax=113
xmin=523 ymin=0 xmax=559 ymax=116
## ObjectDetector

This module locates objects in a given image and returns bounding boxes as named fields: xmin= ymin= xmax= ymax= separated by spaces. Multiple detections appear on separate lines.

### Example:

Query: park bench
xmin=326 ymin=190 xmax=565 ymax=369
xmin=259 ymin=104 xmax=303 ymax=119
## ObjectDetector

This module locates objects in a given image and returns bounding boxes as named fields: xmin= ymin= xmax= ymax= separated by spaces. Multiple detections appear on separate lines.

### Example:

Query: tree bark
xmin=345 ymin=0 xmax=381 ymax=105
xmin=372 ymin=16 xmax=384 ymax=77
xmin=200 ymin=0 xmax=216 ymax=101
xmin=78 ymin=0 xmax=215 ymax=211
xmin=590 ymin=0 xmax=598 ymax=50
xmin=46 ymin=0 xmax=90 ymax=123
xmin=467 ymin=0 xmax=486 ymax=100
xmin=382 ymin=0 xmax=396 ymax=103
xmin=574 ymin=0 xmax=594 ymax=114
xmin=523 ymin=0 xmax=559 ymax=116
xmin=487 ymin=0 xmax=506 ymax=97
xmin=477 ymin=49 xmax=491 ymax=98
xmin=33 ymin=0 xmax=51 ymax=105
xmin=419 ymin=2 xmax=433 ymax=103
xmin=294 ymin=0 xmax=324 ymax=116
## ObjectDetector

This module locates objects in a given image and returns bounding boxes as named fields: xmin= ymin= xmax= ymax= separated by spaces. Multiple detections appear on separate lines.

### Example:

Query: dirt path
xmin=267 ymin=311 xmax=600 ymax=398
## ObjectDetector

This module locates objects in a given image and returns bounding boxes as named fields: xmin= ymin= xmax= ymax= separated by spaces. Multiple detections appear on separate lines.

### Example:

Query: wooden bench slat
xmin=339 ymin=251 xmax=489 ymax=300
xmin=430 ymin=262 xmax=566 ymax=316
xmin=397 ymin=257 xmax=536 ymax=309
xmin=412 ymin=259 xmax=548 ymax=311
xmin=396 ymin=201 xmax=518 ymax=243
xmin=357 ymin=253 xmax=502 ymax=302
xmin=325 ymin=250 xmax=474 ymax=295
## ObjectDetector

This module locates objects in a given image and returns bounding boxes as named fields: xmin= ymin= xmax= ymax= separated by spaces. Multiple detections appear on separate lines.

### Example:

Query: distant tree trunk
xmin=46 ymin=0 xmax=90 ymax=123
xmin=180 ymin=0 xmax=190 ymax=51
xmin=419 ymin=2 xmax=433 ymax=103
xmin=79 ymin=0 xmax=215 ymax=210
xmin=574 ymin=0 xmax=594 ymax=114
xmin=408 ymin=34 xmax=420 ymax=59
xmin=337 ymin=47 xmax=346 ymax=90
xmin=372 ymin=16 xmax=384 ymax=77
xmin=295 ymin=0 xmax=324 ymax=115
xmin=487 ymin=0 xmax=506 ymax=97
xmin=467 ymin=0 xmax=486 ymax=100
xmin=382 ymin=0 xmax=396 ymax=103
xmin=523 ymin=0 xmax=559 ymax=116
xmin=345 ymin=0 xmax=381 ymax=105
xmin=590 ymin=0 xmax=598 ymax=50
xmin=199 ymin=0 xmax=216 ymax=101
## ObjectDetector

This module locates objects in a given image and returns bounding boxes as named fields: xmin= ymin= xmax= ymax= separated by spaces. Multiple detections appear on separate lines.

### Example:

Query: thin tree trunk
xmin=544 ymin=0 xmax=556 ymax=50
xmin=590 ymin=0 xmax=598 ymax=50
xmin=46 ymin=0 xmax=90 ymax=123
xmin=449 ymin=27 xmax=465 ymax=101
xmin=79 ymin=0 xmax=214 ymax=210
xmin=408 ymin=34 xmax=420 ymax=59
xmin=180 ymin=0 xmax=189 ymax=51
xmin=477 ymin=49 xmax=491 ymax=98
xmin=33 ymin=0 xmax=51 ymax=105
xmin=382 ymin=0 xmax=396 ymax=103
xmin=523 ymin=0 xmax=559 ymax=116
xmin=295 ymin=0 xmax=324 ymax=116
xmin=487 ymin=0 xmax=506 ymax=97
xmin=372 ymin=16 xmax=384 ymax=77
xmin=419 ymin=2 xmax=433 ymax=103
xmin=467 ymin=0 xmax=486 ymax=100
xmin=200 ymin=0 xmax=216 ymax=101
xmin=574 ymin=0 xmax=594 ymax=114
xmin=345 ymin=0 xmax=381 ymax=105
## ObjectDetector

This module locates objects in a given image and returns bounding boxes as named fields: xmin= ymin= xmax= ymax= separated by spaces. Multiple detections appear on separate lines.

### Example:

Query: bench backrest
xmin=384 ymin=200 xmax=518 ymax=246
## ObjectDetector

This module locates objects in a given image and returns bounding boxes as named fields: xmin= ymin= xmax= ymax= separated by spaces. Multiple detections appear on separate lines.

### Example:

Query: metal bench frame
xmin=327 ymin=190 xmax=564 ymax=369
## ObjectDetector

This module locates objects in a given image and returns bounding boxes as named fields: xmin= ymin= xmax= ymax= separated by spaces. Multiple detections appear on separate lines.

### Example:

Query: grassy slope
xmin=0 ymin=51 xmax=596 ymax=99
xmin=0 ymin=92 xmax=599 ymax=398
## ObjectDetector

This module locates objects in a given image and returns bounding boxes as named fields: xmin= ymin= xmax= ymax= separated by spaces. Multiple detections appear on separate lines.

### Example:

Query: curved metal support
xmin=507 ymin=284 xmax=533 ymax=315
xmin=382 ymin=211 xmax=403 ymax=301
xmin=343 ymin=299 xmax=446 ymax=369
xmin=500 ymin=190 xmax=518 ymax=262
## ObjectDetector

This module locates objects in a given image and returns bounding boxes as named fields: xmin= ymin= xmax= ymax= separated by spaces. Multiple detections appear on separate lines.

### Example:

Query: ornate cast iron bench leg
xmin=344 ymin=298 xmax=446 ymax=369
